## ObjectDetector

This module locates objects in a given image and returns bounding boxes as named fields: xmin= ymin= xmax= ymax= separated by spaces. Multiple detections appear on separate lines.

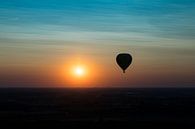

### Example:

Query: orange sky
xmin=0 ymin=47 xmax=194 ymax=88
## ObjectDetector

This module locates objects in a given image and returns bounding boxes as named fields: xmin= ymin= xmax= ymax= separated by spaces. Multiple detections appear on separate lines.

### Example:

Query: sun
xmin=74 ymin=66 xmax=85 ymax=77
xmin=59 ymin=57 xmax=101 ymax=87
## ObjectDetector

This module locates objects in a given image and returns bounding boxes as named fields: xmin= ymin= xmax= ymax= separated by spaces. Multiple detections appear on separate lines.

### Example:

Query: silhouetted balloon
xmin=116 ymin=53 xmax=132 ymax=73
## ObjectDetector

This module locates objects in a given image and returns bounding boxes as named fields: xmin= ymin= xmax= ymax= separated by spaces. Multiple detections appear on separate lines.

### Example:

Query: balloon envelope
xmin=116 ymin=53 xmax=132 ymax=73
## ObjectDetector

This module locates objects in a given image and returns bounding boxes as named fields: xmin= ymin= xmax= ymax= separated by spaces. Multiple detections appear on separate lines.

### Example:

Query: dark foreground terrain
xmin=0 ymin=88 xmax=195 ymax=127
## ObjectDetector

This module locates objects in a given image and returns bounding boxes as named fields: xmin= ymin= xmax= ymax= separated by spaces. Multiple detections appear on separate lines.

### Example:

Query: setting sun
xmin=74 ymin=66 xmax=86 ymax=77
xmin=58 ymin=56 xmax=102 ymax=88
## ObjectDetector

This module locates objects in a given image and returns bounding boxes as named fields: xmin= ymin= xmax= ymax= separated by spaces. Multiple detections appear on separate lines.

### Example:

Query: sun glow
xmin=73 ymin=66 xmax=86 ymax=77
xmin=59 ymin=57 xmax=101 ymax=87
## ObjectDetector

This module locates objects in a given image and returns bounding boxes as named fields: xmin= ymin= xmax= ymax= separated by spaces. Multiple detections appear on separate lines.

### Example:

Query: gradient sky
xmin=0 ymin=0 xmax=195 ymax=87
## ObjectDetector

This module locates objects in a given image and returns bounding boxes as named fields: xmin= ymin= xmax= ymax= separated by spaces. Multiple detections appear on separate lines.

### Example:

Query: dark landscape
xmin=0 ymin=88 xmax=195 ymax=127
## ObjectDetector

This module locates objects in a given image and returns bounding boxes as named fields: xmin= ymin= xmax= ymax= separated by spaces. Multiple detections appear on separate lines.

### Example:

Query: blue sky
xmin=1 ymin=0 xmax=195 ymax=40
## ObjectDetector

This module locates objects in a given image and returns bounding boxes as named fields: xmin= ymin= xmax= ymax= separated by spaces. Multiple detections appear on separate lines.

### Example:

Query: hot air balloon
xmin=116 ymin=53 xmax=132 ymax=73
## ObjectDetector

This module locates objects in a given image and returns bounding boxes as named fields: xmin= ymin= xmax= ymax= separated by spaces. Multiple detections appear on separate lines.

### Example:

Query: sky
xmin=0 ymin=0 xmax=195 ymax=88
